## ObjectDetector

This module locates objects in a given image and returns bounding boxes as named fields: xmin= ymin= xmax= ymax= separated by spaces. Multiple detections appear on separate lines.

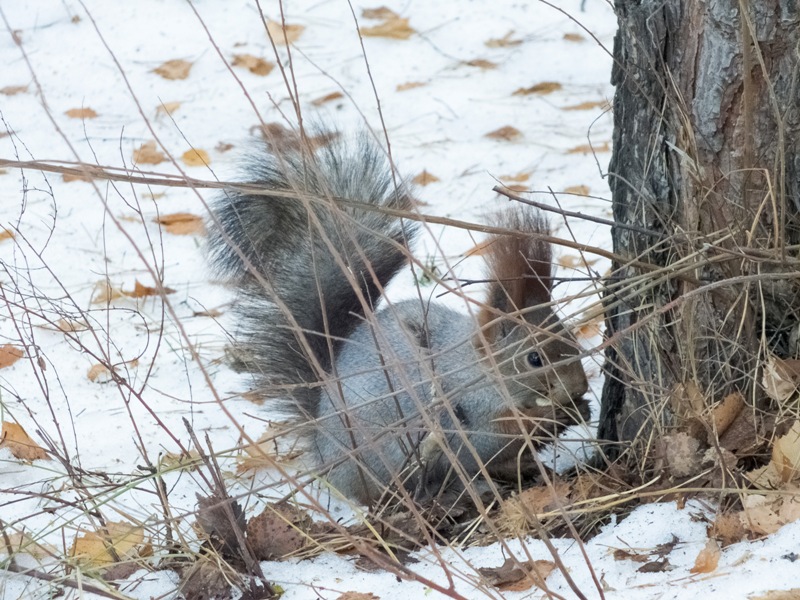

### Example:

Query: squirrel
xmin=209 ymin=131 xmax=590 ymax=506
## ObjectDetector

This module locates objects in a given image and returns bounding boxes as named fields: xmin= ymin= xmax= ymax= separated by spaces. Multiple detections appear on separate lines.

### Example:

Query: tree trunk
xmin=599 ymin=0 xmax=800 ymax=452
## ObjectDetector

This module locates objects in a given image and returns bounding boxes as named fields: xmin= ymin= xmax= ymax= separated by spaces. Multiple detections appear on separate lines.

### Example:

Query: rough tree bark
xmin=599 ymin=0 xmax=800 ymax=450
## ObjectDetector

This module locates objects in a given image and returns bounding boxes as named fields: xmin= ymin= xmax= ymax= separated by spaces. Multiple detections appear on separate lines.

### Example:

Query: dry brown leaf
xmin=513 ymin=82 xmax=562 ymax=96
xmin=0 ymin=85 xmax=27 ymax=95
xmin=576 ymin=317 xmax=603 ymax=340
xmin=563 ymin=100 xmax=609 ymax=111
xmin=65 ymin=107 xmax=98 ymax=119
xmin=70 ymin=522 xmax=145 ymax=569
xmin=772 ymin=420 xmax=800 ymax=483
xmin=55 ymin=318 xmax=89 ymax=333
xmin=124 ymin=280 xmax=176 ymax=298
xmin=0 ymin=228 xmax=14 ymax=241
xmin=216 ymin=141 xmax=234 ymax=153
xmin=396 ymin=81 xmax=426 ymax=91
xmin=613 ymin=548 xmax=649 ymax=563
xmin=91 ymin=281 xmax=125 ymax=304
xmin=498 ymin=481 xmax=570 ymax=533
xmin=132 ymin=141 xmax=165 ymax=165
xmin=711 ymin=512 xmax=747 ymax=546
xmin=266 ymin=20 xmax=305 ymax=44
xmin=232 ymin=54 xmax=274 ymax=76
xmin=62 ymin=172 xmax=92 ymax=183
xmin=751 ymin=591 xmax=800 ymax=600
xmin=362 ymin=6 xmax=397 ymax=19
xmin=182 ymin=148 xmax=210 ymax=167
xmin=485 ymin=31 xmax=523 ymax=48
xmin=337 ymin=594 xmax=380 ymax=600
xmin=160 ymin=450 xmax=201 ymax=472
xmin=5 ymin=531 xmax=58 ymax=559
xmin=763 ymin=355 xmax=800 ymax=402
xmin=361 ymin=15 xmax=414 ymax=39
xmin=710 ymin=392 xmax=744 ymax=438
xmin=662 ymin=432 xmax=703 ymax=478
xmin=499 ymin=172 xmax=531 ymax=184
xmin=0 ymin=345 xmax=24 ymax=369
xmin=567 ymin=141 xmax=610 ymax=154
xmin=311 ymin=91 xmax=345 ymax=106
xmin=412 ymin=170 xmax=440 ymax=186
xmin=153 ymin=212 xmax=205 ymax=235
xmin=690 ymin=538 xmax=720 ymax=574
xmin=247 ymin=503 xmax=311 ymax=560
xmin=741 ymin=494 xmax=785 ymax=535
xmin=464 ymin=59 xmax=497 ymax=69
xmin=156 ymin=101 xmax=182 ymax=116
xmin=1 ymin=422 xmax=48 ymax=461
xmin=478 ymin=558 xmax=556 ymax=591
xmin=196 ymin=492 xmax=246 ymax=558
xmin=87 ymin=363 xmax=113 ymax=383
xmin=563 ymin=33 xmax=585 ymax=42
xmin=563 ymin=184 xmax=590 ymax=195
xmin=153 ymin=59 xmax=192 ymax=80
xmin=485 ymin=126 xmax=523 ymax=141
xmin=557 ymin=254 xmax=600 ymax=269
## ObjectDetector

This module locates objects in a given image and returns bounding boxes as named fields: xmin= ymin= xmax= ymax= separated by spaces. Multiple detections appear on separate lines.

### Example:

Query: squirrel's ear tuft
xmin=476 ymin=207 xmax=552 ymax=346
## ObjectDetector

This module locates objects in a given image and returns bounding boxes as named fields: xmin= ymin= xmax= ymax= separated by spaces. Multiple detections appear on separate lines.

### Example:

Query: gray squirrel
xmin=209 ymin=131 xmax=590 ymax=506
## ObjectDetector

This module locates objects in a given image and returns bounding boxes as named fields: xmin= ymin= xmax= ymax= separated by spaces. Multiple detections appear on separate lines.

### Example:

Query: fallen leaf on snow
xmin=413 ymin=170 xmax=440 ymax=186
xmin=0 ymin=227 xmax=14 ymax=241
xmin=0 ymin=344 xmax=24 ymax=369
xmin=557 ymin=254 xmax=600 ymax=269
xmin=396 ymin=81 xmax=426 ymax=91
xmin=464 ymin=59 xmax=497 ymax=69
xmin=87 ymin=363 xmax=113 ymax=383
xmin=690 ymin=538 xmax=720 ymax=574
xmin=153 ymin=59 xmax=192 ymax=80
xmin=232 ymin=54 xmax=274 ymax=76
xmin=266 ymin=19 xmax=305 ymax=44
xmin=362 ymin=7 xmax=397 ymax=20
xmin=153 ymin=212 xmax=205 ymax=235
xmin=70 ymin=522 xmax=146 ymax=570
xmin=196 ymin=492 xmax=246 ymax=558
xmin=65 ymin=107 xmax=98 ymax=119
xmin=485 ymin=31 xmax=522 ymax=48
xmin=478 ymin=557 xmax=556 ymax=591
xmin=361 ymin=15 xmax=414 ymax=39
xmin=182 ymin=148 xmax=210 ymax=167
xmin=247 ymin=503 xmax=311 ymax=560
xmin=563 ymin=184 xmax=590 ymax=195
xmin=156 ymin=101 xmax=181 ymax=117
xmin=567 ymin=141 xmax=610 ymax=154
xmin=312 ymin=91 xmax=344 ymax=106
xmin=1 ymin=421 xmax=49 ymax=460
xmin=132 ymin=141 xmax=165 ymax=165
xmin=337 ymin=593 xmax=380 ymax=600
xmin=124 ymin=280 xmax=176 ymax=298
xmin=563 ymin=100 xmax=609 ymax=111
xmin=513 ymin=82 xmax=562 ymax=96
xmin=485 ymin=126 xmax=523 ymax=142
xmin=563 ymin=33 xmax=585 ymax=42
xmin=751 ymin=590 xmax=800 ymax=600
xmin=0 ymin=85 xmax=27 ymax=95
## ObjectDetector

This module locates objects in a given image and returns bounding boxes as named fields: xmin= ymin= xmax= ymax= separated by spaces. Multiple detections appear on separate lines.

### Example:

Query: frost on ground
xmin=0 ymin=1 xmax=799 ymax=599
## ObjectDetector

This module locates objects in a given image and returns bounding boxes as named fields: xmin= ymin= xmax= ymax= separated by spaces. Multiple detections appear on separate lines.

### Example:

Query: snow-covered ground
xmin=1 ymin=1 xmax=799 ymax=598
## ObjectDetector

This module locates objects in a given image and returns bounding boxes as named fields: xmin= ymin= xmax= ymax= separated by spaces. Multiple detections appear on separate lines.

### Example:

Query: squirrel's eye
xmin=527 ymin=352 xmax=542 ymax=367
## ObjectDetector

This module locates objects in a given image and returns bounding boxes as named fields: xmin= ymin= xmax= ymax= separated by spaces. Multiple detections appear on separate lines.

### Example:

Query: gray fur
xmin=209 ymin=131 xmax=589 ymax=505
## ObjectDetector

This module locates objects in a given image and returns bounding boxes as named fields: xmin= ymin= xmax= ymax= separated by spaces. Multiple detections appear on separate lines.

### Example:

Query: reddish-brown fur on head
xmin=477 ymin=207 xmax=552 ymax=343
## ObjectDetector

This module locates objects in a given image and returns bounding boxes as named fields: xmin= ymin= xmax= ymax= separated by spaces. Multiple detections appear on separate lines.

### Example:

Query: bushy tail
xmin=208 ymin=131 xmax=418 ymax=414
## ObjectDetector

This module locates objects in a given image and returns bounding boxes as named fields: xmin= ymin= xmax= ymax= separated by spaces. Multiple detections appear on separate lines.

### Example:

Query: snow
xmin=1 ymin=0 xmax=798 ymax=598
